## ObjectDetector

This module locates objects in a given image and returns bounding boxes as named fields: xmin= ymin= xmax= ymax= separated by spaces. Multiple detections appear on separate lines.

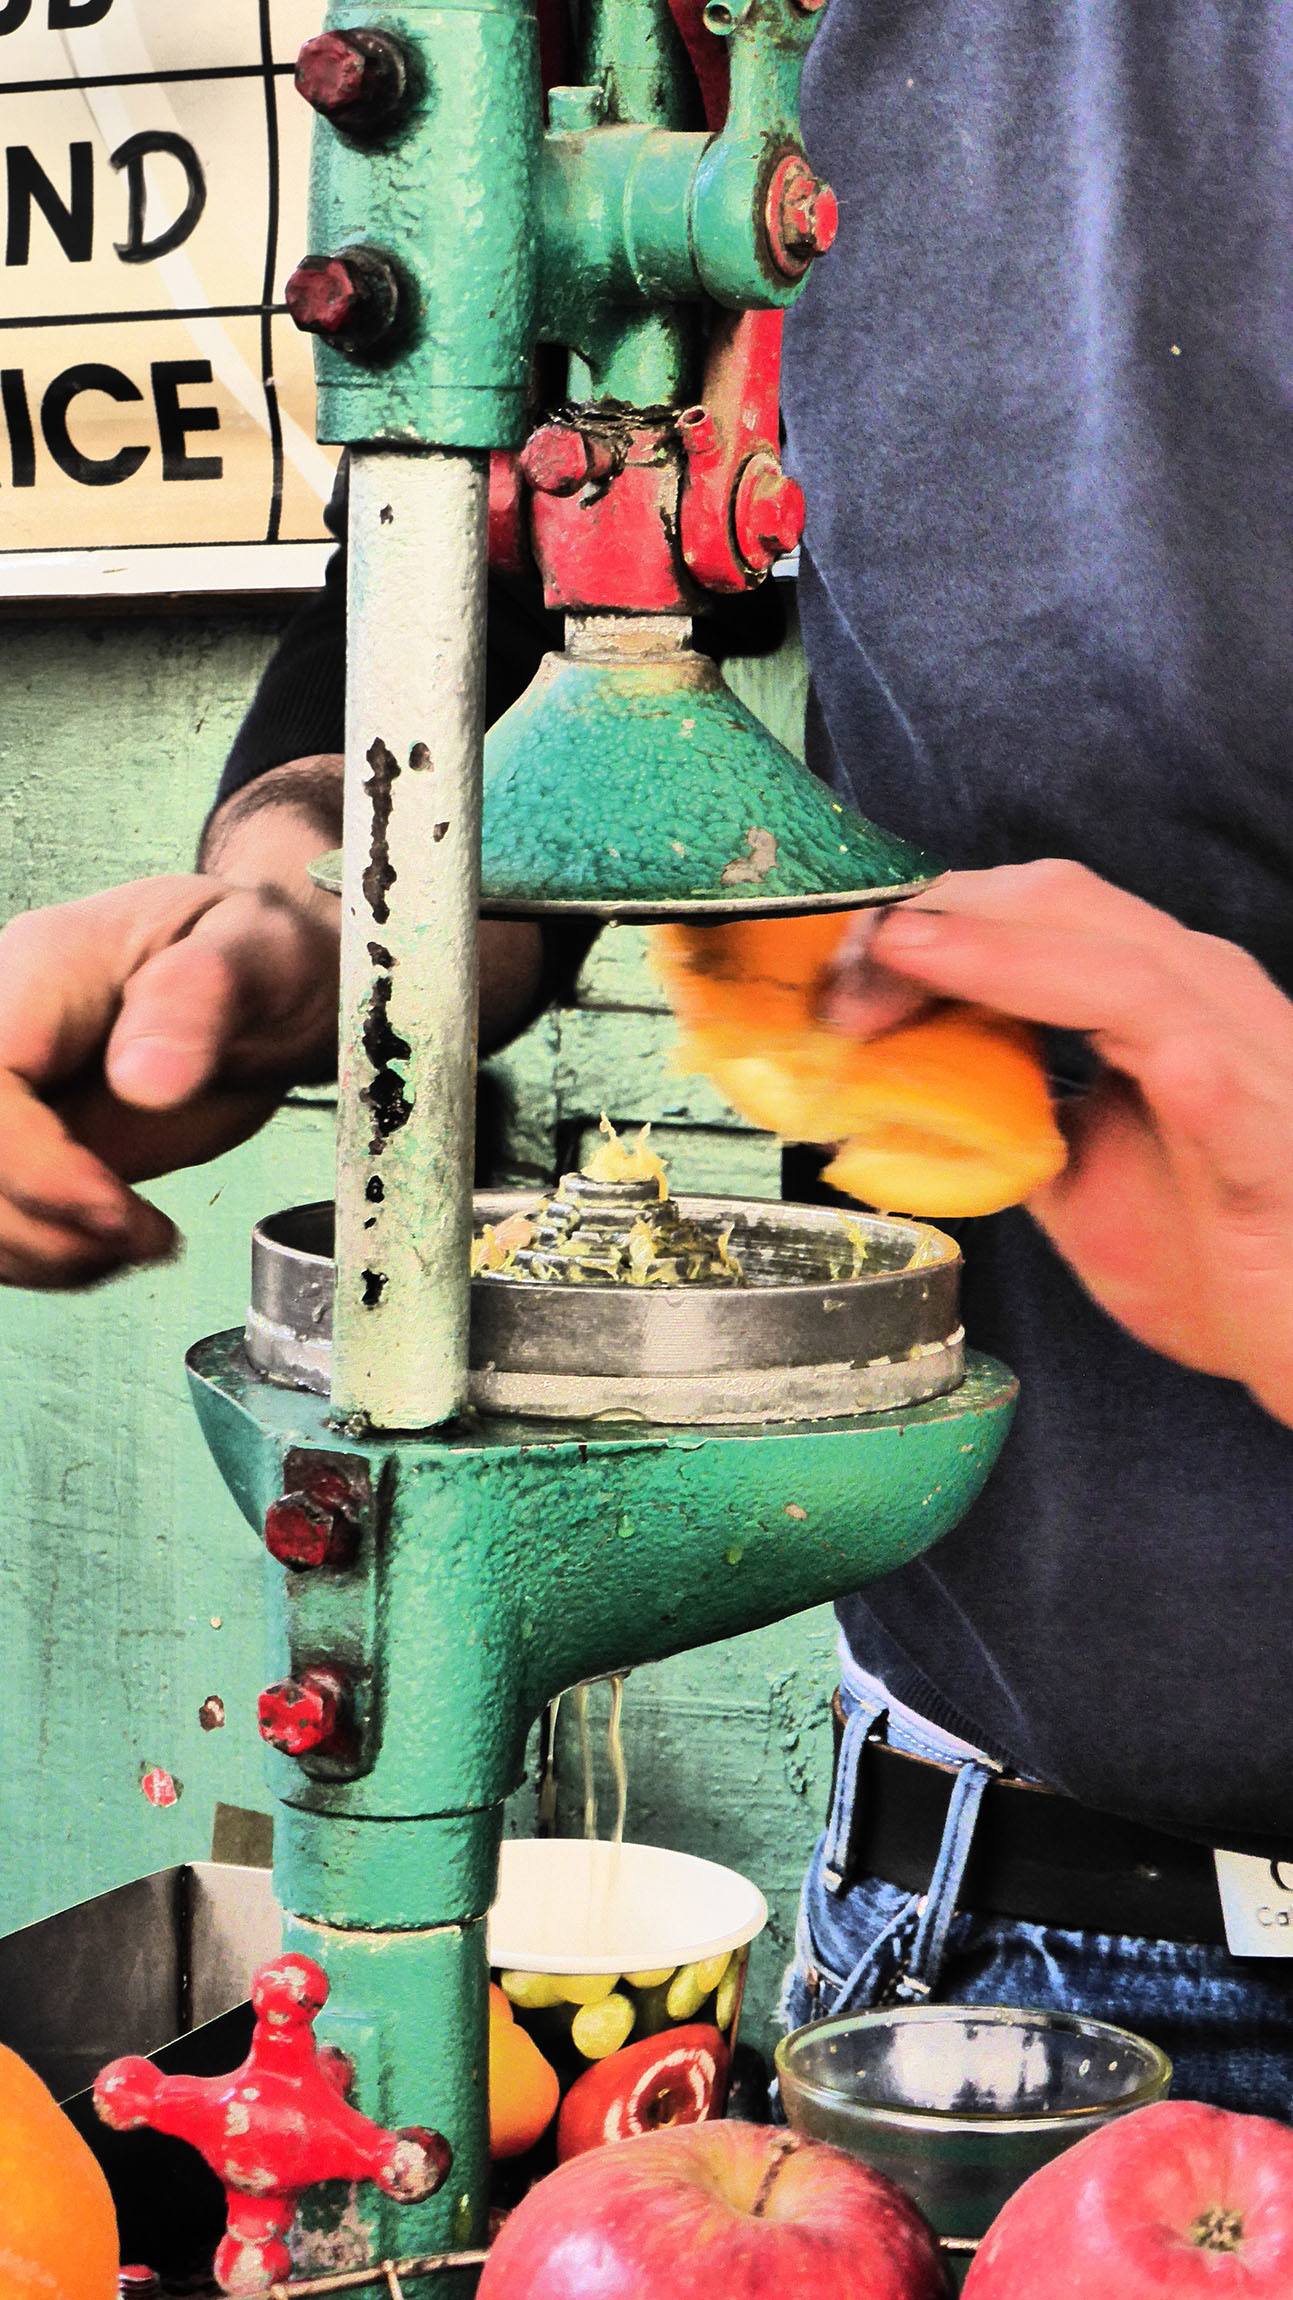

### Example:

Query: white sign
xmin=1214 ymin=1848 xmax=1293 ymax=1958
xmin=0 ymin=0 xmax=340 ymax=597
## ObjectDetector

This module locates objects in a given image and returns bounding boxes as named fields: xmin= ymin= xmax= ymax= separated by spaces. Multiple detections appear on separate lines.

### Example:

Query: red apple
xmin=479 ymin=2121 xmax=951 ymax=2300
xmin=964 ymin=2100 xmax=1293 ymax=2297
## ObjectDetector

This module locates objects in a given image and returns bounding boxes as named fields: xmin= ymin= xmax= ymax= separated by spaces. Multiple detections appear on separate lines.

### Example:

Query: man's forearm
xmin=201 ymin=754 xmax=547 ymax=1051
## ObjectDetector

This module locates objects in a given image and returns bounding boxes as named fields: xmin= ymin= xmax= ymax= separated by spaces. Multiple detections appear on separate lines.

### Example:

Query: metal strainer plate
xmin=246 ymin=1194 xmax=964 ymax=1426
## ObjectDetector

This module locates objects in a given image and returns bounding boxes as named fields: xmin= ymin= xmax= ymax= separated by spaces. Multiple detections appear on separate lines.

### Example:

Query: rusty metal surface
xmin=332 ymin=452 xmax=487 ymax=1430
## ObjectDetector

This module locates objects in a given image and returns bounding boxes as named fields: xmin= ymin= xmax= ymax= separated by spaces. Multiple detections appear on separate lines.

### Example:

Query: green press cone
xmin=311 ymin=625 xmax=940 ymax=918
xmin=479 ymin=629 xmax=939 ymax=919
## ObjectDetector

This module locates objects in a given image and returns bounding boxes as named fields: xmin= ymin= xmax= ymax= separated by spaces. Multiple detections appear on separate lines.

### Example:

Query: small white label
xmin=1214 ymin=1849 xmax=1293 ymax=1956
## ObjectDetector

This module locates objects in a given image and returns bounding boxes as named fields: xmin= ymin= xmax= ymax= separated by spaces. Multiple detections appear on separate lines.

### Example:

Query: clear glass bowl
xmin=776 ymin=2005 xmax=1171 ymax=2262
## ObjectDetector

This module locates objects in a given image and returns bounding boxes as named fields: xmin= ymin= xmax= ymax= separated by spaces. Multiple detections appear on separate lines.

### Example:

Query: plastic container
xmin=487 ymin=1839 xmax=766 ymax=2186
xmin=776 ymin=2004 xmax=1171 ymax=2284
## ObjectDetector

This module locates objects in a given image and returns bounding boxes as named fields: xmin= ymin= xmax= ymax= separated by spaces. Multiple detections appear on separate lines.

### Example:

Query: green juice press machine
xmin=107 ymin=0 xmax=1019 ymax=2281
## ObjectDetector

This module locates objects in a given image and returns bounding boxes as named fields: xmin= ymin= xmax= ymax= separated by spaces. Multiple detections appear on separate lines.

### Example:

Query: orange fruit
xmin=654 ymin=919 xmax=1066 ymax=1220
xmin=817 ymin=1006 xmax=1067 ymax=1217
xmin=0 ymin=2040 xmax=118 ymax=2298
xmin=654 ymin=913 xmax=847 ymax=1039
xmin=489 ymin=2003 xmax=560 ymax=2161
xmin=490 ymin=1982 xmax=515 ymax=2025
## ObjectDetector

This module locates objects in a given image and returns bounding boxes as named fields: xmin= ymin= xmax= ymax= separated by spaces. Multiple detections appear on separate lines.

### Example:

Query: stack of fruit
xmin=489 ymin=1948 xmax=746 ymax=2166
xmin=3 ymin=2030 xmax=1293 ymax=2296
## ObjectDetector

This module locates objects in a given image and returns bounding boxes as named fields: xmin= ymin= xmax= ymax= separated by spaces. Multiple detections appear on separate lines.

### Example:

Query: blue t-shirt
xmin=784 ymin=0 xmax=1293 ymax=1844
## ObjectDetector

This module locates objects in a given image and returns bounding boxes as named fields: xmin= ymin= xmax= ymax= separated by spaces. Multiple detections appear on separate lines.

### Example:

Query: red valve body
xmin=95 ymin=1956 xmax=450 ymax=2295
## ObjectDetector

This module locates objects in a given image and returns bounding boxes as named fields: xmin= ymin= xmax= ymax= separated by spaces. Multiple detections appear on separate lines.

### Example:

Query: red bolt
xmin=519 ymin=424 xmax=614 ymax=497
xmin=258 ymin=1666 xmax=348 ymax=1759
xmin=265 ymin=1475 xmax=359 ymax=1571
xmin=295 ymin=29 xmax=408 ymax=129
xmin=734 ymin=453 xmax=806 ymax=572
xmin=285 ymin=251 xmax=400 ymax=351
xmin=766 ymin=153 xmax=839 ymax=276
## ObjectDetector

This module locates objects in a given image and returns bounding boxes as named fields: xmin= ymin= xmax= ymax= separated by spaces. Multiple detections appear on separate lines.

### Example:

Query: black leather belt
xmin=829 ymin=1692 xmax=1227 ymax=1947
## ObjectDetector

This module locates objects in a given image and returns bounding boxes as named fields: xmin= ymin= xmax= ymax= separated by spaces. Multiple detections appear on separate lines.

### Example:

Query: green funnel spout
xmin=185 ymin=1336 xmax=1013 ymax=2260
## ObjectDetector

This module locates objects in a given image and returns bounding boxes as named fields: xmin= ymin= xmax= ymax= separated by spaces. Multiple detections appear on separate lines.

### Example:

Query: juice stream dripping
xmin=573 ymin=1682 xmax=597 ymax=1841
xmin=537 ymin=1691 xmax=561 ymax=1837
xmin=606 ymin=1673 xmax=627 ymax=1847
xmin=539 ymin=1676 xmax=629 ymax=1842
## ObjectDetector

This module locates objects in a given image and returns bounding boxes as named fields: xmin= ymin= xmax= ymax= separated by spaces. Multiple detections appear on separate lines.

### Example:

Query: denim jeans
xmin=781 ymin=1671 xmax=1293 ymax=2121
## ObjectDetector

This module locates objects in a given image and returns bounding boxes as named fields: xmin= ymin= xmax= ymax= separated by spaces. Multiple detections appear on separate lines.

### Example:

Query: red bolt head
xmin=295 ymin=30 xmax=367 ymax=114
xmin=265 ymin=1482 xmax=357 ymax=1571
xmin=285 ymin=256 xmax=362 ymax=337
xmin=258 ymin=1667 xmax=346 ymax=1759
xmin=285 ymin=251 xmax=400 ymax=351
xmin=734 ymin=454 xmax=806 ymax=572
xmin=519 ymin=425 xmax=613 ymax=497
xmin=382 ymin=2126 xmax=454 ymax=2203
xmin=766 ymin=153 xmax=840 ymax=276
xmin=295 ymin=29 xmax=409 ymax=129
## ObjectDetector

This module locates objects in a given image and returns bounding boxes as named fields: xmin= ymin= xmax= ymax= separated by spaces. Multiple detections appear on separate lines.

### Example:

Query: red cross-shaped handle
xmin=94 ymin=1954 xmax=451 ymax=2295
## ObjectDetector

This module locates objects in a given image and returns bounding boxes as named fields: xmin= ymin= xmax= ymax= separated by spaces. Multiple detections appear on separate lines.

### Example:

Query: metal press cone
xmin=311 ymin=618 xmax=939 ymax=917
xmin=477 ymin=618 xmax=939 ymax=920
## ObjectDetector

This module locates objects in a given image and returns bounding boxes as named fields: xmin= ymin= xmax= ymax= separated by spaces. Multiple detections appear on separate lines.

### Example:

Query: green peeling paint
xmin=310 ymin=2 xmax=541 ymax=450
xmin=0 ymin=604 xmax=996 ymax=2270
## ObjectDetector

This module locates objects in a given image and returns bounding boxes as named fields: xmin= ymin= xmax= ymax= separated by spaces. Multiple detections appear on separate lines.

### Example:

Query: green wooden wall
xmin=0 ymin=605 xmax=834 ymax=2058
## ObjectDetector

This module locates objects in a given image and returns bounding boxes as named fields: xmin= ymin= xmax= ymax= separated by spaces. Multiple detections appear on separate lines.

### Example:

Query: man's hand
xmin=0 ymin=751 xmax=549 ymax=1291
xmin=0 ymin=871 xmax=339 ymax=1288
xmin=823 ymin=859 xmax=1293 ymax=1427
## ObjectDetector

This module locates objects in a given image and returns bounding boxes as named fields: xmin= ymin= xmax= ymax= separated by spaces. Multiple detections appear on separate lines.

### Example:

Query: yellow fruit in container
xmin=0 ymin=2039 xmax=119 ymax=2299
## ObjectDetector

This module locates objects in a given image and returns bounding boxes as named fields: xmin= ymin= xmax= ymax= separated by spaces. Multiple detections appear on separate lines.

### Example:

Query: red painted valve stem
xmin=295 ymin=29 xmax=409 ymax=130
xmin=95 ymin=1955 xmax=451 ymax=2296
xmin=520 ymin=424 xmax=615 ymax=498
xmin=258 ymin=1665 xmax=348 ymax=1758
xmin=285 ymin=250 xmax=401 ymax=353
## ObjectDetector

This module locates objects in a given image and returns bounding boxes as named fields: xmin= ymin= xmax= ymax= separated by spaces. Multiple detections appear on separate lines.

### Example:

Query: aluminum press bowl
xmin=244 ymin=1193 xmax=964 ymax=1425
